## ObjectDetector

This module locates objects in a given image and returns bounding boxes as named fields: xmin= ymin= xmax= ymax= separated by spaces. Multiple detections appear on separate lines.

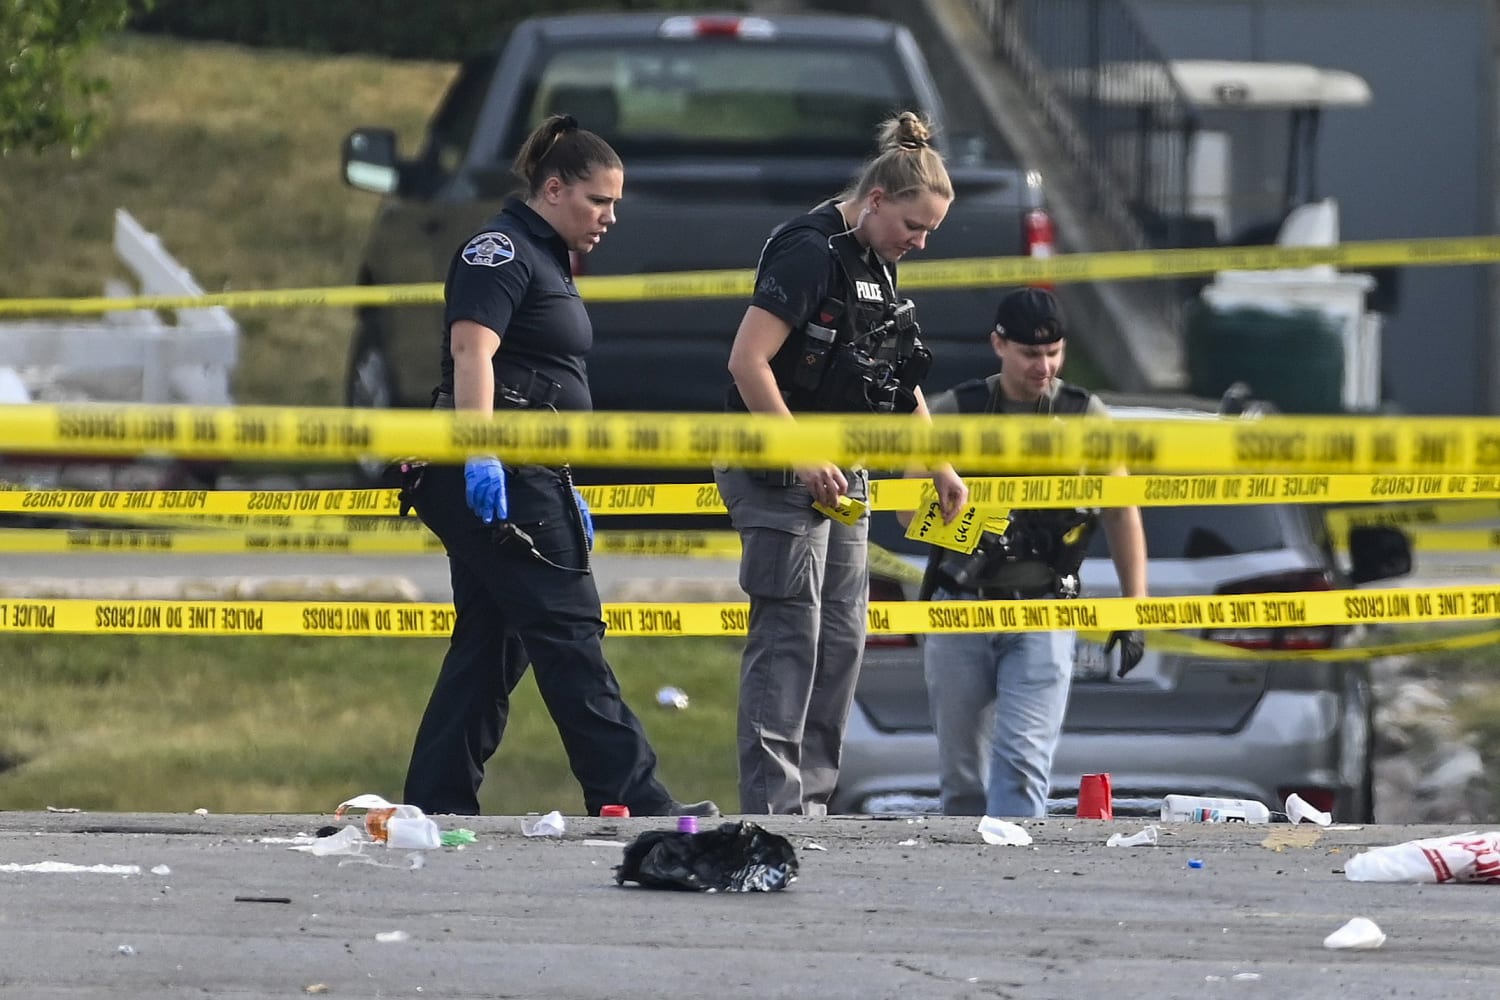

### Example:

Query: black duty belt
xmin=934 ymin=568 xmax=1062 ymax=602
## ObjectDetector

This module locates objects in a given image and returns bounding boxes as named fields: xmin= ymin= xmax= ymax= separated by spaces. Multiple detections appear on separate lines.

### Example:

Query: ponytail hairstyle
xmin=840 ymin=111 xmax=953 ymax=203
xmin=512 ymin=113 xmax=622 ymax=196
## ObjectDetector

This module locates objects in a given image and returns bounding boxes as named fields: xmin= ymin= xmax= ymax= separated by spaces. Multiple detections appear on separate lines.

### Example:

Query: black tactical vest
xmin=919 ymin=377 xmax=1099 ymax=599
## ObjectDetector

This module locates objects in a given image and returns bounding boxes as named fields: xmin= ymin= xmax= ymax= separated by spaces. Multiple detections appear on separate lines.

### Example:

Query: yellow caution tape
xmin=1327 ymin=498 xmax=1500 ymax=532
xmin=0 ymin=527 xmax=443 ymax=556
xmin=0 ymin=526 xmax=742 ymax=557
xmin=0 ymin=488 xmax=403 ymax=516
xmin=0 ymin=283 xmax=443 ymax=317
xmin=868 ymin=543 xmax=925 ymax=587
xmin=893 ymin=236 xmax=1500 ymax=293
xmin=7 ymin=236 xmax=1500 ymax=315
xmin=1343 ymin=527 xmax=1500 ymax=554
xmin=3 ymin=584 xmax=1499 ymax=636
xmin=18 ymin=514 xmax=1490 ymax=558
xmin=591 ymin=531 xmax=740 ymax=558
xmin=16 ymin=402 xmax=1500 ymax=473
xmin=14 ymin=471 xmax=1500 ymax=522
xmin=101 ymin=512 xmax=428 ymax=533
xmin=1081 ymin=627 xmax=1500 ymax=661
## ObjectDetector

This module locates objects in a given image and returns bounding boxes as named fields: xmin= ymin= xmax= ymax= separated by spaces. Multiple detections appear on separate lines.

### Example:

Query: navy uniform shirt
xmin=439 ymin=197 xmax=592 ymax=411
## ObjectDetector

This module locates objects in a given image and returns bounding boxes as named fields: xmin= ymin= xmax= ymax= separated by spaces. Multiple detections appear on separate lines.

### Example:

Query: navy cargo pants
xmin=402 ymin=463 xmax=674 ymax=816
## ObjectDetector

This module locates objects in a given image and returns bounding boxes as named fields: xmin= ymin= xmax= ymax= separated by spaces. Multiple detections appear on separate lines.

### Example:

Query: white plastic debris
xmin=335 ymin=794 xmax=442 ymax=850
xmin=655 ymin=686 xmax=690 ymax=710
xmin=977 ymin=816 xmax=1033 ymax=846
xmin=897 ymin=838 xmax=919 ymax=846
xmin=294 ymin=826 xmax=366 ymax=857
xmin=150 ymin=864 xmax=171 ymax=875
xmin=0 ymin=862 xmax=140 ymax=875
xmin=803 ymin=842 xmax=828 ymax=852
xmin=1323 ymin=917 xmax=1386 ymax=950
xmin=374 ymin=930 xmax=410 ymax=943
xmin=1105 ymin=825 xmax=1160 ymax=848
xmin=116 ymin=944 xmax=136 ymax=956
xmin=521 ymin=811 xmax=567 ymax=838
xmin=193 ymin=808 xmax=209 ymax=816
xmin=1284 ymin=792 xmax=1333 ymax=827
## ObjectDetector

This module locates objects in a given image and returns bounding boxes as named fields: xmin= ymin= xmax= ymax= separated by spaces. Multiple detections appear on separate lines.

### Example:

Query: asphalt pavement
xmin=3 ymin=811 xmax=1498 ymax=999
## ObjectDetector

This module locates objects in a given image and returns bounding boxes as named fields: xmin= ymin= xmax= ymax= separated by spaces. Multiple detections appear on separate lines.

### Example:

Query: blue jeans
xmin=923 ymin=598 xmax=1076 ymax=818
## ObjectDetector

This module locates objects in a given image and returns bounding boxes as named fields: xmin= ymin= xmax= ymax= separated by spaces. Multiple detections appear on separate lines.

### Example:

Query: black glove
xmin=1104 ymin=629 xmax=1145 ymax=678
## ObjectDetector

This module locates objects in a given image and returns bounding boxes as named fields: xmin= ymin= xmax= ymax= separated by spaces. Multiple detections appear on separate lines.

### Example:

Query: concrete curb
xmin=0 ymin=576 xmax=424 ymax=602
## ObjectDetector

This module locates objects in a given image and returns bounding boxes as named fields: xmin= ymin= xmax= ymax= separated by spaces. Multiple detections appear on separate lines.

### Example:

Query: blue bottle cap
xmin=1187 ymin=859 xmax=1205 ymax=869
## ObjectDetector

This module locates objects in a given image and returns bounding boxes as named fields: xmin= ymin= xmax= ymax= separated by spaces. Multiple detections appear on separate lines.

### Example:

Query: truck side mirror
xmin=1347 ymin=525 xmax=1412 ymax=584
xmin=342 ymin=128 xmax=401 ymax=194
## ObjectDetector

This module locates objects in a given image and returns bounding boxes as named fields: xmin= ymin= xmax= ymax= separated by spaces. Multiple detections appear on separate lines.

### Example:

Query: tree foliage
xmin=0 ymin=0 xmax=146 ymax=155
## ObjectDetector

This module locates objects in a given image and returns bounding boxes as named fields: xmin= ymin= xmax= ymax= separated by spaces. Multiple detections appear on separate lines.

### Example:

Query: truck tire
xmin=1336 ymin=667 xmax=1376 ymax=823
xmin=344 ymin=318 xmax=398 ymax=486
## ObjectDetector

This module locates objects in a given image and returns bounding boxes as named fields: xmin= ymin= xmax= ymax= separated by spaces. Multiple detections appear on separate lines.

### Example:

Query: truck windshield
xmin=513 ymin=41 xmax=917 ymax=159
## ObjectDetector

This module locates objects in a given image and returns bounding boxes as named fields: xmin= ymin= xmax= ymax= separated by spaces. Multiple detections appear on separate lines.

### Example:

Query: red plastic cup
xmin=1077 ymin=773 xmax=1113 ymax=819
xmin=599 ymin=804 xmax=631 ymax=818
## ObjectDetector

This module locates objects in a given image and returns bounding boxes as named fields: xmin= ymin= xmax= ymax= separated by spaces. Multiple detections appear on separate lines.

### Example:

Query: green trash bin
xmin=1185 ymin=301 xmax=1345 ymax=413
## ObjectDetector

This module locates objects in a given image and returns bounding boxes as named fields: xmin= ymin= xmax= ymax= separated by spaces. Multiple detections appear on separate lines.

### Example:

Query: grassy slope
xmin=0 ymin=633 xmax=741 ymax=814
xmin=0 ymin=34 xmax=454 ymax=406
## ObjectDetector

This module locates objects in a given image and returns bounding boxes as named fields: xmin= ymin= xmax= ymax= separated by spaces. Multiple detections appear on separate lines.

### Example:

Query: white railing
xmin=0 ymin=208 xmax=238 ymax=406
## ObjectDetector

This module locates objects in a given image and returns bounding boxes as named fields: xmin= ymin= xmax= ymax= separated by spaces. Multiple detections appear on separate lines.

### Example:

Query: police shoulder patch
xmin=461 ymin=231 xmax=516 ymax=267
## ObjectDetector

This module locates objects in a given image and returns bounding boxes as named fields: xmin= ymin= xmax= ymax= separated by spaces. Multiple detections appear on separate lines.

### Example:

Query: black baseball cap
xmin=993 ymin=288 xmax=1065 ymax=345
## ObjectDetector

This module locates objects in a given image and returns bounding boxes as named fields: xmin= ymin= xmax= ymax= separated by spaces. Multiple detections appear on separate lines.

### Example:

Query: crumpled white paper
xmin=1284 ymin=792 xmax=1333 ymax=827
xmin=521 ymin=810 xmax=566 ymax=838
xmin=977 ymin=816 xmax=1033 ymax=846
xmin=1323 ymin=917 xmax=1386 ymax=950
xmin=1105 ymin=825 xmax=1159 ymax=848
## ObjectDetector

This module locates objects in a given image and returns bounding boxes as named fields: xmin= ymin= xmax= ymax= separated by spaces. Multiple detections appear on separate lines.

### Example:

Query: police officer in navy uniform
xmin=401 ymin=114 xmax=716 ymax=819
xmin=920 ymin=288 xmax=1147 ymax=817
xmin=716 ymin=112 xmax=968 ymax=815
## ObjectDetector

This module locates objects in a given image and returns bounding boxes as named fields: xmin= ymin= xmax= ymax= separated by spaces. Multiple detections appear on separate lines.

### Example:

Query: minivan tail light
xmin=1205 ymin=570 xmax=1338 ymax=650
xmin=659 ymin=16 xmax=777 ymax=39
xmin=866 ymin=575 xmax=916 ymax=648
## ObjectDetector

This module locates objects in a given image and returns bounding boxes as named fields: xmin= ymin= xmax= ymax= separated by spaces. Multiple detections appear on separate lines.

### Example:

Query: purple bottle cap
xmin=676 ymin=815 xmax=699 ymax=834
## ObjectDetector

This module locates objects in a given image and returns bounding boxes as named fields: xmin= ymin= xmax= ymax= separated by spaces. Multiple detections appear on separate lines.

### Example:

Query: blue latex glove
xmin=464 ymin=456 xmax=508 ymax=523
xmin=573 ymin=488 xmax=594 ymax=551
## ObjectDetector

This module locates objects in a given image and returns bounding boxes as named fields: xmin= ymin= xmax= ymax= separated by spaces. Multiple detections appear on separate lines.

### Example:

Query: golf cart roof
xmin=1084 ymin=59 xmax=1372 ymax=110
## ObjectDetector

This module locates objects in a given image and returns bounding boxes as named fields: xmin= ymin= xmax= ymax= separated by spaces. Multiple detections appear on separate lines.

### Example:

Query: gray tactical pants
xmin=715 ymin=467 xmax=870 ymax=815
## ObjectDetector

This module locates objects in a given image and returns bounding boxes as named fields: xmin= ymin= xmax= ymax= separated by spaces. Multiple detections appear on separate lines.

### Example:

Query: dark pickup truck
xmin=339 ymin=10 xmax=1048 ymax=423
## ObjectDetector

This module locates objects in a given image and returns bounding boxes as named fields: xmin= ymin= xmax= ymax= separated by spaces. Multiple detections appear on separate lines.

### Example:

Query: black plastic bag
xmin=615 ymin=821 xmax=798 ymax=892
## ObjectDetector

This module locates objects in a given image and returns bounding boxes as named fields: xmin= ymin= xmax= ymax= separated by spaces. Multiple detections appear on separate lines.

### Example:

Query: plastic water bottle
xmin=1160 ymin=794 xmax=1271 ymax=824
